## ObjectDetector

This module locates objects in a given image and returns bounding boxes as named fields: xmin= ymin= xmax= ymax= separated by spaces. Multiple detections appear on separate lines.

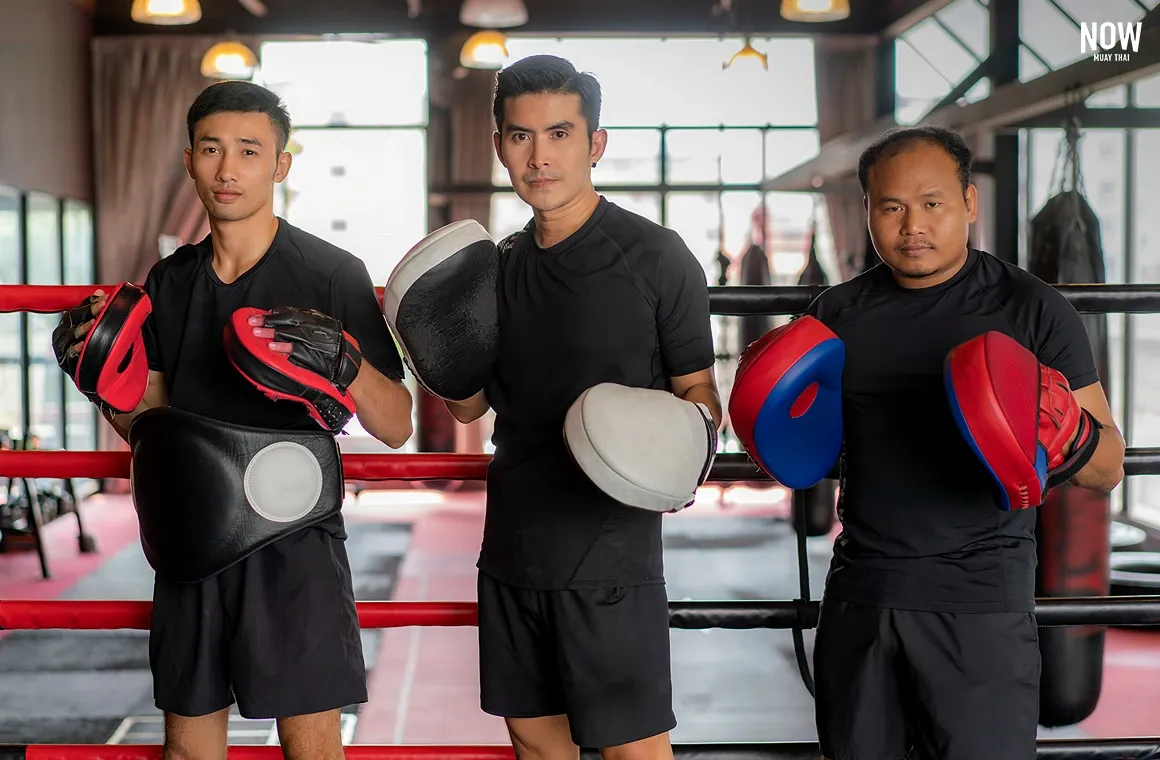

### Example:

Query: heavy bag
xmin=738 ymin=243 xmax=773 ymax=358
xmin=735 ymin=242 xmax=777 ymax=491
xmin=795 ymin=226 xmax=835 ymax=537
xmin=1028 ymin=184 xmax=1110 ymax=728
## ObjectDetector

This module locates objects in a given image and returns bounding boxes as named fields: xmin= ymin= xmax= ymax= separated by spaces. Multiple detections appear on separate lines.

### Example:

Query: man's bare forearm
xmin=349 ymin=364 xmax=414 ymax=448
xmin=1070 ymin=422 xmax=1125 ymax=493
xmin=676 ymin=382 xmax=723 ymax=430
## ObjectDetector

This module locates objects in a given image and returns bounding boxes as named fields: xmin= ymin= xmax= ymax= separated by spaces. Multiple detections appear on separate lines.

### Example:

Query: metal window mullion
xmin=18 ymin=193 xmax=29 ymax=445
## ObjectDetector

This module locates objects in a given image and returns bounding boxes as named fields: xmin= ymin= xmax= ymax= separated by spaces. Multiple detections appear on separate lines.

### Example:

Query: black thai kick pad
xmin=128 ymin=407 xmax=344 ymax=584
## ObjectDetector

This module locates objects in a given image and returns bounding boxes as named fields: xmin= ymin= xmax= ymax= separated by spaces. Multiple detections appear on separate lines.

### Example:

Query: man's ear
xmin=493 ymin=131 xmax=505 ymax=167
xmin=184 ymin=148 xmax=194 ymax=180
xmin=274 ymin=150 xmax=293 ymax=183
xmin=589 ymin=128 xmax=608 ymax=165
xmin=964 ymin=183 xmax=979 ymax=224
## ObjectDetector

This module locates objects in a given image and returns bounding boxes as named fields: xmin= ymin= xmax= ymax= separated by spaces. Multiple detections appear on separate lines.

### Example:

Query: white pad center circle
xmin=244 ymin=442 xmax=324 ymax=523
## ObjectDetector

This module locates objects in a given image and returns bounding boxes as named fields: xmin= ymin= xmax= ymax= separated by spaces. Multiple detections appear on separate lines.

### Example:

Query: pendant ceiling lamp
xmin=131 ymin=0 xmax=202 ymax=25
xmin=460 ymin=29 xmax=510 ymax=70
xmin=459 ymin=0 xmax=528 ymax=28
xmin=724 ymin=38 xmax=769 ymax=70
xmin=780 ymin=0 xmax=850 ymax=22
xmin=202 ymin=41 xmax=259 ymax=80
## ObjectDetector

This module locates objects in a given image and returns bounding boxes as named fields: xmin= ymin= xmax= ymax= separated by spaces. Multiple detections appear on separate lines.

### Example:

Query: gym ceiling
xmin=88 ymin=0 xmax=955 ymax=38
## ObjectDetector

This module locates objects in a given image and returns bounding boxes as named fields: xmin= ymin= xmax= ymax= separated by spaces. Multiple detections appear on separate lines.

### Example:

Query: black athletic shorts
xmin=477 ymin=571 xmax=676 ymax=749
xmin=149 ymin=526 xmax=367 ymax=719
xmin=813 ymin=597 xmax=1041 ymax=760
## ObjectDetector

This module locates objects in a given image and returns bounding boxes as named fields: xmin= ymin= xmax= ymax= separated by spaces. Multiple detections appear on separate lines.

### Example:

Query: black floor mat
xmin=0 ymin=718 xmax=126 ymax=745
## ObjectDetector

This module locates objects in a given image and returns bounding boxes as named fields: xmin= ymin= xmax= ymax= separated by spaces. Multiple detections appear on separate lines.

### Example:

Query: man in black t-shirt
xmin=61 ymin=82 xmax=413 ymax=760
xmin=806 ymin=126 xmax=1126 ymax=760
xmin=444 ymin=55 xmax=721 ymax=756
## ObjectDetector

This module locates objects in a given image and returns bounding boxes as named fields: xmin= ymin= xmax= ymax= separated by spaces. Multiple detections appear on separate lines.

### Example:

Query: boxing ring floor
xmin=0 ymin=488 xmax=1157 ymax=748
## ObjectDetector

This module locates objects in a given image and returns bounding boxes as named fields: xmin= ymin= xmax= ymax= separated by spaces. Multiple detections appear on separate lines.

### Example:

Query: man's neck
xmin=210 ymin=212 xmax=280 ymax=284
xmin=533 ymin=189 xmax=601 ymax=249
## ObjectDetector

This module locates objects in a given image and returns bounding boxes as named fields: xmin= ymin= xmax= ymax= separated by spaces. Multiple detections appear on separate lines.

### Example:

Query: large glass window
xmin=260 ymin=38 xmax=430 ymax=450
xmin=62 ymin=199 xmax=97 ymax=451
xmin=1130 ymin=129 xmax=1160 ymax=525
xmin=276 ymin=128 xmax=427 ymax=285
xmin=0 ymin=192 xmax=95 ymax=455
xmin=666 ymin=129 xmax=765 ymax=185
xmin=1018 ymin=0 xmax=1154 ymax=83
xmin=260 ymin=39 xmax=429 ymax=287
xmin=258 ymin=40 xmax=428 ymax=127
xmin=1026 ymin=130 xmax=1127 ymax=284
xmin=1136 ymin=72 xmax=1160 ymax=107
xmin=25 ymin=192 xmax=62 ymax=450
xmin=894 ymin=0 xmax=990 ymax=124
xmin=498 ymin=37 xmax=817 ymax=127
xmin=0 ymin=187 xmax=22 ymax=444
xmin=1025 ymin=129 xmax=1128 ymax=509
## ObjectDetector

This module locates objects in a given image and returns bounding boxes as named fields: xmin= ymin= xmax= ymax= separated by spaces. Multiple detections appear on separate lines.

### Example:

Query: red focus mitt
xmin=728 ymin=316 xmax=845 ymax=490
xmin=944 ymin=331 xmax=1101 ymax=510
xmin=224 ymin=307 xmax=363 ymax=434
xmin=51 ymin=282 xmax=152 ymax=415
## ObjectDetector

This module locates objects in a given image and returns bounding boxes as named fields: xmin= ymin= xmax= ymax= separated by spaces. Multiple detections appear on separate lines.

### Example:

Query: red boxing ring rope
xmin=0 ymin=450 xmax=491 ymax=481
xmin=1 ymin=284 xmax=390 ymax=314
xmin=0 ymin=600 xmax=478 ymax=631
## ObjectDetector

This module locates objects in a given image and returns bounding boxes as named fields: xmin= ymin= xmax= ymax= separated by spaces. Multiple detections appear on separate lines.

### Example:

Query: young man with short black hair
xmin=446 ymin=55 xmax=722 ymax=760
xmin=56 ymin=80 xmax=414 ymax=760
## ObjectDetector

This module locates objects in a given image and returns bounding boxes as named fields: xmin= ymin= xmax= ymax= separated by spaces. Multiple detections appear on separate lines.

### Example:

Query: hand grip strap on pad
xmin=1046 ymin=407 xmax=1102 ymax=488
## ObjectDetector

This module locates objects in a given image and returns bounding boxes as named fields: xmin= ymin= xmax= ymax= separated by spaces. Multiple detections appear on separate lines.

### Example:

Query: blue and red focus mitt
xmin=51 ymin=282 xmax=152 ymax=416
xmin=728 ymin=316 xmax=845 ymax=489
xmin=224 ymin=307 xmax=363 ymax=435
xmin=944 ymin=331 xmax=1101 ymax=510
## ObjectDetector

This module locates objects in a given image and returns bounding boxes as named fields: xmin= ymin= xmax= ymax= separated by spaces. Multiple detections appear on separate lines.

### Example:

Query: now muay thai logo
xmin=1080 ymin=21 xmax=1142 ymax=62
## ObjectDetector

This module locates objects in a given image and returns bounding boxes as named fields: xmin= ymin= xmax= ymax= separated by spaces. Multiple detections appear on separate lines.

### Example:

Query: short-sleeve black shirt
xmin=806 ymin=248 xmax=1100 ymax=613
xmin=140 ymin=219 xmax=405 ymax=536
xmin=479 ymin=197 xmax=716 ymax=590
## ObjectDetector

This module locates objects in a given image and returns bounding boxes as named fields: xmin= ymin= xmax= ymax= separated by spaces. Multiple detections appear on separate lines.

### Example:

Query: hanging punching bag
xmin=738 ymin=242 xmax=773 ymax=352
xmin=1027 ymin=141 xmax=1110 ymax=726
xmin=735 ymin=241 xmax=776 ymax=492
xmin=795 ymin=226 xmax=835 ymax=537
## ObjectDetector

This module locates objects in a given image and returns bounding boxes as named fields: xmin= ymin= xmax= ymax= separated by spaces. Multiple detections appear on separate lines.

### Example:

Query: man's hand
xmin=52 ymin=289 xmax=108 ymax=365
xmin=251 ymin=308 xmax=362 ymax=395
xmin=53 ymin=283 xmax=153 ymax=417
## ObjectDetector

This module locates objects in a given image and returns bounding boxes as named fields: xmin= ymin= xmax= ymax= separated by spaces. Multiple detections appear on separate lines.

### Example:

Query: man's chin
xmin=897 ymin=266 xmax=941 ymax=280
xmin=208 ymin=204 xmax=254 ymax=223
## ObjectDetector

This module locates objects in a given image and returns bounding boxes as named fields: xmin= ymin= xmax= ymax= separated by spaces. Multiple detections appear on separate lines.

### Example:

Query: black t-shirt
xmin=140 ymin=218 xmax=405 ymax=537
xmin=479 ymin=197 xmax=716 ymax=590
xmin=806 ymin=248 xmax=1100 ymax=613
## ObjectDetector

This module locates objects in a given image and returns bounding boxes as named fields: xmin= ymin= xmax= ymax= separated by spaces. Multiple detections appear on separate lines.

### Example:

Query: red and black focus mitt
xmin=944 ymin=331 xmax=1101 ymax=510
xmin=51 ymin=282 xmax=152 ymax=415
xmin=224 ymin=307 xmax=363 ymax=434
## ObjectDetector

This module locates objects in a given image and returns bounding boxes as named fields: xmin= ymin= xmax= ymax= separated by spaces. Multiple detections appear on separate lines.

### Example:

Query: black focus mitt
xmin=383 ymin=219 xmax=499 ymax=401
xmin=223 ymin=306 xmax=363 ymax=434
xmin=51 ymin=282 xmax=152 ymax=415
